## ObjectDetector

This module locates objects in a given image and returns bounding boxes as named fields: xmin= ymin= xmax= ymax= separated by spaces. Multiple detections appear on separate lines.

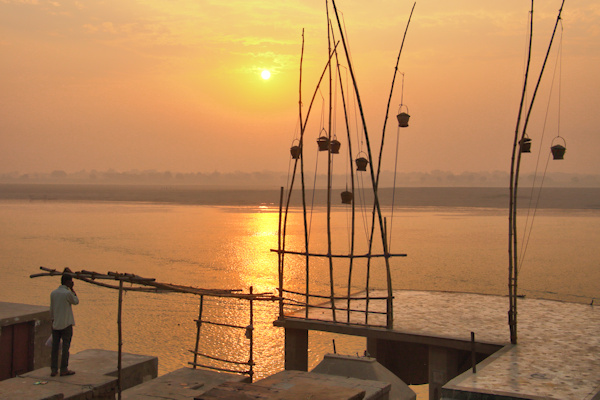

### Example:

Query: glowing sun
xmin=261 ymin=70 xmax=271 ymax=80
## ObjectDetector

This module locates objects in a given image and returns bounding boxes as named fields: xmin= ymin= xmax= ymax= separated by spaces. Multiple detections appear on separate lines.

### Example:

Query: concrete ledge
xmin=69 ymin=349 xmax=157 ymax=390
xmin=1 ymin=368 xmax=116 ymax=400
xmin=0 ymin=301 xmax=53 ymax=372
xmin=122 ymin=367 xmax=247 ymax=400
xmin=0 ymin=349 xmax=158 ymax=399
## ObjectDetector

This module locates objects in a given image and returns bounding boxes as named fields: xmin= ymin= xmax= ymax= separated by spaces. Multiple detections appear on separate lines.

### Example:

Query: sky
xmin=1 ymin=0 xmax=599 ymax=178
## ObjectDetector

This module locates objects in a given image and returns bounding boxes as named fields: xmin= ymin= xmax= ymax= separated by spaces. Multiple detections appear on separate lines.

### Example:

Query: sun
xmin=261 ymin=70 xmax=271 ymax=80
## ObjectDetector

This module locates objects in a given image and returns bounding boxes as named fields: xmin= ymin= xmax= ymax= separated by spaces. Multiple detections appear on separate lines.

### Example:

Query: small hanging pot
xmin=355 ymin=153 xmax=369 ymax=171
xmin=317 ymin=129 xmax=330 ymax=152
xmin=520 ymin=136 xmax=532 ymax=153
xmin=290 ymin=145 xmax=301 ymax=159
xmin=330 ymin=138 xmax=341 ymax=154
xmin=550 ymin=136 xmax=566 ymax=160
xmin=341 ymin=191 xmax=353 ymax=204
xmin=396 ymin=105 xmax=410 ymax=128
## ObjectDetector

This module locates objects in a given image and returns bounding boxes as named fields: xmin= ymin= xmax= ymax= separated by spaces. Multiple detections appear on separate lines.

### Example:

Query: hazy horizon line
xmin=2 ymin=169 xmax=600 ymax=188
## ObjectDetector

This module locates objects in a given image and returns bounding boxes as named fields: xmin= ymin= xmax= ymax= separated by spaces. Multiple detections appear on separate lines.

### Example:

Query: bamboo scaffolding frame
xmin=32 ymin=268 xmax=270 ymax=388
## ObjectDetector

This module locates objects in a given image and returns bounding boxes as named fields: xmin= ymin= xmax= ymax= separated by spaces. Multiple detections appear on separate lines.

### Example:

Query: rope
xmin=308 ymin=152 xmax=320 ymax=244
xmin=389 ymin=123 xmax=402 ymax=252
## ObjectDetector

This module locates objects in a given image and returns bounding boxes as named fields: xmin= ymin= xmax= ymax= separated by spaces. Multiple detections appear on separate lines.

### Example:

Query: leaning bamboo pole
xmin=362 ymin=2 xmax=416 ymax=326
xmin=509 ymin=0 xmax=565 ymax=345
xmin=325 ymin=1 xmax=337 ymax=322
xmin=330 ymin=0 xmax=394 ymax=328
xmin=329 ymin=31 xmax=357 ymax=323
xmin=280 ymin=42 xmax=339 ymax=319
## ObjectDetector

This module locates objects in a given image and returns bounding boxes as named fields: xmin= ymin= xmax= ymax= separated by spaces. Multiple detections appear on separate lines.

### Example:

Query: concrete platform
xmin=198 ymin=370 xmax=390 ymax=400
xmin=121 ymin=367 xmax=247 ymax=400
xmin=69 ymin=349 xmax=157 ymax=390
xmin=0 ymin=369 xmax=116 ymax=400
xmin=0 ymin=349 xmax=158 ymax=399
xmin=275 ymin=290 xmax=600 ymax=400
xmin=311 ymin=353 xmax=416 ymax=400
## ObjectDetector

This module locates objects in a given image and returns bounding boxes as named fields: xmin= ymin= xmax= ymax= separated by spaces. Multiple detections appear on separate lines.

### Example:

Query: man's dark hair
xmin=61 ymin=274 xmax=73 ymax=285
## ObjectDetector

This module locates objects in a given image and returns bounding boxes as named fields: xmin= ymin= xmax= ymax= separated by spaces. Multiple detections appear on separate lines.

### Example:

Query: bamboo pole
xmin=330 ymin=0 xmax=396 ymax=329
xmin=325 ymin=1 xmax=336 ymax=323
xmin=509 ymin=0 xmax=565 ymax=344
xmin=363 ymin=2 xmax=415 ymax=327
xmin=248 ymin=286 xmax=254 ymax=381
xmin=193 ymin=295 xmax=204 ymax=368
xmin=278 ymin=187 xmax=284 ymax=319
xmin=117 ymin=280 xmax=123 ymax=400
xmin=329 ymin=26 xmax=356 ymax=323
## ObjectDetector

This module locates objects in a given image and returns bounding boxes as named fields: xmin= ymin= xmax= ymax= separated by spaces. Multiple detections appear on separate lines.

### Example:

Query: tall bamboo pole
xmin=277 ymin=188 xmax=284 ymax=319
xmin=325 ymin=0 xmax=336 ymax=322
xmin=509 ymin=0 xmax=564 ymax=344
xmin=330 ymin=0 xmax=394 ymax=328
xmin=330 ymin=25 xmax=356 ymax=323
xmin=281 ymin=41 xmax=338 ymax=319
xmin=363 ymin=2 xmax=415 ymax=326
xmin=117 ymin=279 xmax=123 ymax=400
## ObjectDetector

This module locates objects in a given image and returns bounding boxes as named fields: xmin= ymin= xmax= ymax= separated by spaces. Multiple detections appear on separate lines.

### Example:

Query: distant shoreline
xmin=1 ymin=183 xmax=598 ymax=209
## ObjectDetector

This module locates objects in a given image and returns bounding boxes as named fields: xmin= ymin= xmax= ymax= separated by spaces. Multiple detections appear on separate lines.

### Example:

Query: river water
xmin=1 ymin=186 xmax=598 ymax=381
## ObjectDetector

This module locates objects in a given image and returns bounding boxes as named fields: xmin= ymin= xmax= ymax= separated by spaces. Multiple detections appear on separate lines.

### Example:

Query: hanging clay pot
xmin=341 ymin=191 xmax=353 ymax=204
xmin=550 ymin=136 xmax=566 ymax=160
xmin=396 ymin=105 xmax=410 ymax=127
xmin=290 ymin=145 xmax=301 ymax=159
xmin=520 ymin=137 xmax=532 ymax=153
xmin=355 ymin=156 xmax=369 ymax=171
xmin=330 ymin=139 xmax=341 ymax=154
xmin=551 ymin=144 xmax=566 ymax=160
xmin=317 ymin=136 xmax=330 ymax=151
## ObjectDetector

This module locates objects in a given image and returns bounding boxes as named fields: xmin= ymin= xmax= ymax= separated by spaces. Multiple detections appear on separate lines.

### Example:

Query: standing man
xmin=50 ymin=269 xmax=79 ymax=377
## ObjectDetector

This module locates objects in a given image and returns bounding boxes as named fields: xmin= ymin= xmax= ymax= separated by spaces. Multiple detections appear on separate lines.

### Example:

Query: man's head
xmin=61 ymin=269 xmax=74 ymax=288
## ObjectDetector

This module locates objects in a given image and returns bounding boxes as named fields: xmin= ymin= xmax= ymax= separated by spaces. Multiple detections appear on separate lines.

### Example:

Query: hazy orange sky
xmin=1 ymin=1 xmax=598 ymax=176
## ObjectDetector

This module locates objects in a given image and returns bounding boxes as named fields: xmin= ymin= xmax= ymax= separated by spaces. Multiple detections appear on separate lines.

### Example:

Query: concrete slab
xmin=197 ymin=380 xmax=366 ymax=400
xmin=1 ymin=368 xmax=116 ymax=400
xmin=311 ymin=353 xmax=416 ymax=400
xmin=69 ymin=349 xmax=157 ymax=390
xmin=0 ymin=302 xmax=49 ymax=326
xmin=121 ymin=367 xmax=247 ymax=400
xmin=253 ymin=370 xmax=390 ymax=400
xmin=276 ymin=290 xmax=600 ymax=400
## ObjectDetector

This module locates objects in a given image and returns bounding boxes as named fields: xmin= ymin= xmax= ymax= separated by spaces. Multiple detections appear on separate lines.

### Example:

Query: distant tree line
xmin=1 ymin=169 xmax=599 ymax=188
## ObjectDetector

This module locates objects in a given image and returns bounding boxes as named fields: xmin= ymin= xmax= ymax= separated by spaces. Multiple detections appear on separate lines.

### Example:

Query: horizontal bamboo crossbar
xmin=187 ymin=361 xmax=250 ymax=376
xmin=31 ymin=266 xmax=279 ymax=301
xmin=283 ymin=300 xmax=387 ymax=316
xmin=271 ymin=249 xmax=406 ymax=258
xmin=283 ymin=315 xmax=387 ymax=328
xmin=188 ymin=350 xmax=252 ymax=366
xmin=195 ymin=319 xmax=247 ymax=330
xmin=281 ymin=288 xmax=390 ymax=301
